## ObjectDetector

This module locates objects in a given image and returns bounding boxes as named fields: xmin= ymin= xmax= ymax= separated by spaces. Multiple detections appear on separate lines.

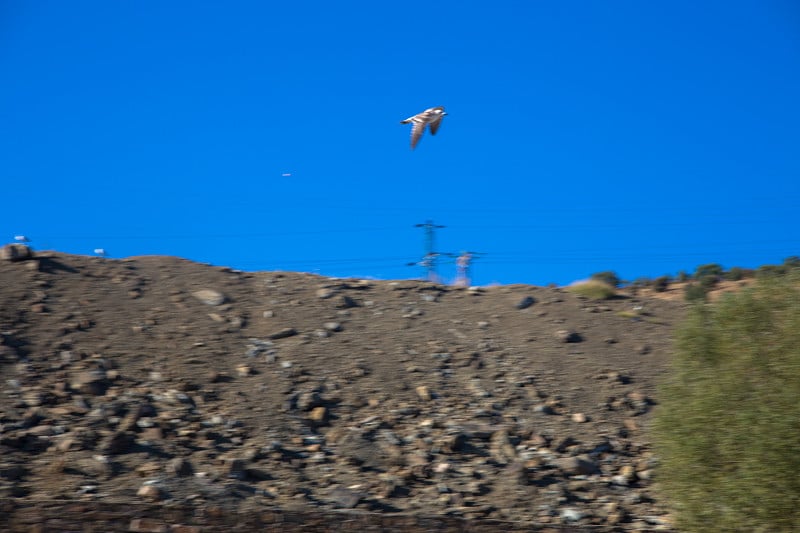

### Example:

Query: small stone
xmin=136 ymin=483 xmax=163 ymax=501
xmin=308 ymin=406 xmax=328 ymax=424
xmin=70 ymin=369 xmax=108 ymax=396
xmin=336 ymin=295 xmax=359 ymax=309
xmin=628 ymin=390 xmax=647 ymax=402
xmin=22 ymin=390 xmax=45 ymax=407
xmin=323 ymin=321 xmax=342 ymax=332
xmin=571 ymin=412 xmax=589 ymax=423
xmin=490 ymin=430 xmax=517 ymax=465
xmin=135 ymin=461 xmax=161 ymax=477
xmin=236 ymin=364 xmax=253 ymax=377
xmin=560 ymin=508 xmax=584 ymax=523
xmin=297 ymin=391 xmax=323 ymax=411
xmin=415 ymin=385 xmax=431 ymax=401
xmin=516 ymin=296 xmax=536 ymax=310
xmin=55 ymin=437 xmax=80 ymax=452
xmin=316 ymin=288 xmax=336 ymax=299
xmin=102 ymin=431 xmax=136 ymax=454
xmin=223 ymin=458 xmax=246 ymax=479
xmin=192 ymin=289 xmax=226 ymax=306
xmin=611 ymin=474 xmax=630 ymax=486
xmin=554 ymin=435 xmax=577 ymax=452
xmin=140 ymin=427 xmax=163 ymax=441
xmin=245 ymin=466 xmax=272 ymax=481
xmin=554 ymin=455 xmax=600 ymax=476
xmin=269 ymin=327 xmax=297 ymax=340
xmin=329 ymin=486 xmax=362 ymax=508
xmin=441 ymin=432 xmax=468 ymax=453
xmin=555 ymin=329 xmax=582 ymax=343
xmin=602 ymin=501 xmax=619 ymax=517
xmin=619 ymin=464 xmax=637 ymax=481
xmin=433 ymin=462 xmax=451 ymax=474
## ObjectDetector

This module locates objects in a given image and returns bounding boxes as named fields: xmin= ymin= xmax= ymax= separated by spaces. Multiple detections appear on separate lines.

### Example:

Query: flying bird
xmin=400 ymin=106 xmax=446 ymax=149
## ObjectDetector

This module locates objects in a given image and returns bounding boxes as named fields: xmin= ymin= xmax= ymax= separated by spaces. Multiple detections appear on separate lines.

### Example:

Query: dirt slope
xmin=0 ymin=250 xmax=687 ymax=531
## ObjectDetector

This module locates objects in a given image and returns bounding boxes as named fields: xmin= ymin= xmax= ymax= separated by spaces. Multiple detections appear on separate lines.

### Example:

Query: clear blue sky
xmin=2 ymin=1 xmax=799 ymax=286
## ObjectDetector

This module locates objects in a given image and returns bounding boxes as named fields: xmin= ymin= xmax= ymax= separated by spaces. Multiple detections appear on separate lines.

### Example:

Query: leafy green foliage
xmin=590 ymin=271 xmax=621 ymax=288
xmin=724 ymin=266 xmax=752 ymax=281
xmin=756 ymin=264 xmax=786 ymax=279
xmin=694 ymin=263 xmax=723 ymax=290
xmin=684 ymin=283 xmax=707 ymax=302
xmin=783 ymin=256 xmax=800 ymax=269
xmin=652 ymin=275 xmax=671 ymax=292
xmin=653 ymin=274 xmax=800 ymax=532
xmin=693 ymin=263 xmax=724 ymax=280
xmin=754 ymin=258 xmax=800 ymax=280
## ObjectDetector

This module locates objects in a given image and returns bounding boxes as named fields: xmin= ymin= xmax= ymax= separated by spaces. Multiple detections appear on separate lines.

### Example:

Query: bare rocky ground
xmin=0 ymin=247 xmax=687 ymax=532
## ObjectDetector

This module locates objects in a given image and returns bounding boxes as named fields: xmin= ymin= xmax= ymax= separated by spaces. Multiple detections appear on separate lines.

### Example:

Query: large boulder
xmin=1 ymin=244 xmax=34 ymax=261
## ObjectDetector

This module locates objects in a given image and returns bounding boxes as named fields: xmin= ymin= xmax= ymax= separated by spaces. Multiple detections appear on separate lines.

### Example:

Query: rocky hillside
xmin=0 ymin=248 xmax=687 ymax=531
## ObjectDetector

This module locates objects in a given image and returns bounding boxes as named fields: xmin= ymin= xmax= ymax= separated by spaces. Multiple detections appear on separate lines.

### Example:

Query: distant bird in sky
xmin=400 ymin=106 xmax=446 ymax=149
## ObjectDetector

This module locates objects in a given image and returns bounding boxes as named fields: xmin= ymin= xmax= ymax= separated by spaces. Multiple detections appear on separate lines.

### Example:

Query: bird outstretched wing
xmin=410 ymin=120 xmax=426 ymax=149
xmin=429 ymin=116 xmax=442 ymax=136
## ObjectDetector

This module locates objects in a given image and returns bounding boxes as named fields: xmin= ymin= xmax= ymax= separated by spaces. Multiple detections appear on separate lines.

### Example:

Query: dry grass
xmin=566 ymin=280 xmax=616 ymax=300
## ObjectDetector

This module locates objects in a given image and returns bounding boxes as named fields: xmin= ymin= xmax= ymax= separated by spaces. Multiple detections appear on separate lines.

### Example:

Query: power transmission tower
xmin=413 ymin=220 xmax=446 ymax=281
xmin=454 ymin=251 xmax=486 ymax=287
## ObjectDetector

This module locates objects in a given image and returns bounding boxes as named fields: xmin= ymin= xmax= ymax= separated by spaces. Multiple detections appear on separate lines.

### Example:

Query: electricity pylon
xmin=454 ymin=251 xmax=486 ymax=287
xmin=412 ymin=220 xmax=446 ymax=281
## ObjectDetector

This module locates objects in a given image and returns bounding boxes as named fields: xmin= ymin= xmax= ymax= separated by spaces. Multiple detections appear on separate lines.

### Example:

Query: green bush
xmin=783 ymin=256 xmax=800 ymax=269
xmin=653 ymin=274 xmax=800 ymax=532
xmin=567 ymin=280 xmax=616 ymax=300
xmin=694 ymin=263 xmax=724 ymax=280
xmin=684 ymin=283 xmax=707 ymax=302
xmin=653 ymin=275 xmax=671 ymax=292
xmin=694 ymin=263 xmax=723 ymax=289
xmin=590 ymin=271 xmax=621 ymax=288
xmin=724 ymin=266 xmax=750 ymax=281
xmin=756 ymin=264 xmax=786 ymax=279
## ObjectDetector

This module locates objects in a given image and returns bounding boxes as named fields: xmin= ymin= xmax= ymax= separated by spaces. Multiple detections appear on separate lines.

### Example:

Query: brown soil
xmin=0 ymin=250 xmax=689 ymax=531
